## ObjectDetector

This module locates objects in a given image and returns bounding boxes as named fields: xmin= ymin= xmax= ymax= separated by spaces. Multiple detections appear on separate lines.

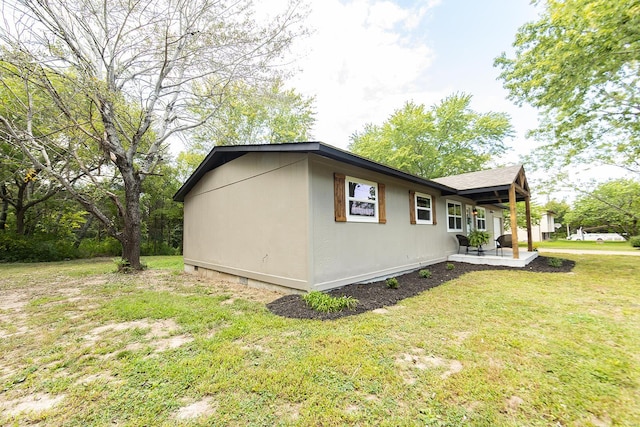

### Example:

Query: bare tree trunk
xmin=73 ymin=215 xmax=93 ymax=248
xmin=15 ymin=207 xmax=26 ymax=235
xmin=120 ymin=174 xmax=142 ymax=269
xmin=0 ymin=184 xmax=8 ymax=231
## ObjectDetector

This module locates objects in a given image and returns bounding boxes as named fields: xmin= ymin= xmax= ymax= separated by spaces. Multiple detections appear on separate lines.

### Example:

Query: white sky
xmin=278 ymin=0 xmax=541 ymax=164
xmin=262 ymin=0 xmax=626 ymax=201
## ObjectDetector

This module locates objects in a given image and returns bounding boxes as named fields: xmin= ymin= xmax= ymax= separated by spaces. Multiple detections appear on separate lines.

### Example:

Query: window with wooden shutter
xmin=335 ymin=174 xmax=384 ymax=223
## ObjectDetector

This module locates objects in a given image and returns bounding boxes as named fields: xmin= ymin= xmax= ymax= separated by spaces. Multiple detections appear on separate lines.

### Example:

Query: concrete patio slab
xmin=448 ymin=248 xmax=538 ymax=267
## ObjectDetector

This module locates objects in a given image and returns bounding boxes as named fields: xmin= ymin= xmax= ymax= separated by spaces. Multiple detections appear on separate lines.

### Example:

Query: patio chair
xmin=456 ymin=234 xmax=470 ymax=254
xmin=495 ymin=234 xmax=513 ymax=256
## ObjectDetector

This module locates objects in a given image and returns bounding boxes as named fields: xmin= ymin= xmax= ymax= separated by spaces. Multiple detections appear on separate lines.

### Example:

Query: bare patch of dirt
xmin=267 ymin=256 xmax=575 ymax=320
xmin=1 ymin=393 xmax=65 ymax=417
xmin=275 ymin=401 xmax=301 ymax=421
xmin=174 ymin=397 xmax=217 ymax=420
xmin=154 ymin=335 xmax=194 ymax=352
xmin=505 ymin=395 xmax=525 ymax=411
xmin=395 ymin=348 xmax=463 ymax=382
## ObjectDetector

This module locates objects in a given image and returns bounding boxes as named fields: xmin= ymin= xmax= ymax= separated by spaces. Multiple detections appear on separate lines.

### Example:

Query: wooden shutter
xmin=409 ymin=191 xmax=416 ymax=224
xmin=431 ymin=195 xmax=437 ymax=225
xmin=334 ymin=173 xmax=346 ymax=222
xmin=378 ymin=183 xmax=386 ymax=224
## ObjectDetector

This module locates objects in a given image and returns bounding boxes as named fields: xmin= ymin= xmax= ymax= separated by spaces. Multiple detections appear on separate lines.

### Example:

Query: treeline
xmin=0 ymin=163 xmax=183 ymax=262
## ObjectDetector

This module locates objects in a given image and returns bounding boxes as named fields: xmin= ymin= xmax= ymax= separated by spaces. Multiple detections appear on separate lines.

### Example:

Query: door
xmin=493 ymin=217 xmax=502 ymax=242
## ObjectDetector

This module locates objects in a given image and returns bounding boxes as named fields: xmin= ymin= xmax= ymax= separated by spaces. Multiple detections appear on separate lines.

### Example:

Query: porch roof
xmin=432 ymin=164 xmax=530 ymax=205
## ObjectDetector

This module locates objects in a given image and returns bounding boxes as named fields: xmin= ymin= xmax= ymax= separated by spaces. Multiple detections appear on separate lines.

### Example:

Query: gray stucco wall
xmin=181 ymin=151 xmax=503 ymax=293
xmin=308 ymin=155 xmax=499 ymax=291
xmin=182 ymin=152 xmax=311 ymax=291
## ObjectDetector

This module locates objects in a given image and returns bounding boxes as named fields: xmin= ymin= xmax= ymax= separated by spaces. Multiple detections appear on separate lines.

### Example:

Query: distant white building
xmin=518 ymin=211 xmax=558 ymax=242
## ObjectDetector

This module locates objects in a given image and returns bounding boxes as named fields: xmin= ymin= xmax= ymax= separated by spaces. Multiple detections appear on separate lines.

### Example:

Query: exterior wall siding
xmin=308 ymin=156 xmax=499 ymax=291
xmin=182 ymin=152 xmax=310 ymax=291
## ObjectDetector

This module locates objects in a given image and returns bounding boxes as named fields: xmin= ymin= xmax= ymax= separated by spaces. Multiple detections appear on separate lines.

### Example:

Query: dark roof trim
xmin=173 ymin=142 xmax=458 ymax=202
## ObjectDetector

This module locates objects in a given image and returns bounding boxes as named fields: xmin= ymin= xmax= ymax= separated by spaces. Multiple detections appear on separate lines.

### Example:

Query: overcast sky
xmin=278 ymin=0 xmax=542 ymax=166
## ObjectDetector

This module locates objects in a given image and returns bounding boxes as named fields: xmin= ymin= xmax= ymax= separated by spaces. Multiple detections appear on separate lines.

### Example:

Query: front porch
xmin=448 ymin=248 xmax=539 ymax=268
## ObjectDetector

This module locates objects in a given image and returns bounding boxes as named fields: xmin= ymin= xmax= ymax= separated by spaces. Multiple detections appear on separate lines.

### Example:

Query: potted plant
xmin=468 ymin=229 xmax=490 ymax=249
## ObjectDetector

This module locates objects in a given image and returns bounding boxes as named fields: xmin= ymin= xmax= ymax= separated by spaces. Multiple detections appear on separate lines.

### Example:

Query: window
xmin=475 ymin=207 xmax=487 ymax=230
xmin=346 ymin=176 xmax=378 ymax=222
xmin=334 ymin=173 xmax=386 ymax=224
xmin=414 ymin=192 xmax=433 ymax=224
xmin=447 ymin=200 xmax=463 ymax=232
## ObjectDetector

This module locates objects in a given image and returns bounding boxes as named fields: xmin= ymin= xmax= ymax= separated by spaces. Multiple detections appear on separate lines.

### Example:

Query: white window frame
xmin=447 ymin=200 xmax=463 ymax=232
xmin=476 ymin=207 xmax=487 ymax=231
xmin=345 ymin=176 xmax=379 ymax=223
xmin=414 ymin=192 xmax=433 ymax=225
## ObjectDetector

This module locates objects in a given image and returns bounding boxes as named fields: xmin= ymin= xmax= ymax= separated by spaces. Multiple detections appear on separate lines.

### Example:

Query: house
xmin=517 ymin=210 xmax=558 ymax=242
xmin=173 ymin=142 xmax=533 ymax=294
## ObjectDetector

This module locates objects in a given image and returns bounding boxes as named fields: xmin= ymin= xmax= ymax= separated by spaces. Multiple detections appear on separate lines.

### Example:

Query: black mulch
xmin=266 ymin=255 xmax=575 ymax=321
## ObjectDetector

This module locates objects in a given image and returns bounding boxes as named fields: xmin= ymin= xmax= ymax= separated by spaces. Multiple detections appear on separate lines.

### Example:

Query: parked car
xmin=568 ymin=232 xmax=625 ymax=241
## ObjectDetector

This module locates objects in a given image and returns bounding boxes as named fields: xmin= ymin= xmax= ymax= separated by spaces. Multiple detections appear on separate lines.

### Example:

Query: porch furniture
xmin=456 ymin=234 xmax=470 ymax=254
xmin=495 ymin=234 xmax=513 ymax=256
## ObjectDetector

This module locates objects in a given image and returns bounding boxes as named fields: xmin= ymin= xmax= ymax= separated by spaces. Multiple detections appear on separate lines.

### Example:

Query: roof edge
xmin=173 ymin=142 xmax=457 ymax=202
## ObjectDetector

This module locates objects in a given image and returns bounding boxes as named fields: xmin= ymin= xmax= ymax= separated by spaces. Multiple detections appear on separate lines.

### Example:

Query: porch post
xmin=525 ymin=196 xmax=533 ymax=252
xmin=509 ymin=183 xmax=519 ymax=259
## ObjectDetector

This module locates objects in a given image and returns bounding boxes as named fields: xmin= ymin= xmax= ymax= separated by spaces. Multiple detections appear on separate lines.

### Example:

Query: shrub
xmin=630 ymin=236 xmax=640 ymax=248
xmin=468 ymin=230 xmax=490 ymax=247
xmin=386 ymin=277 xmax=399 ymax=289
xmin=78 ymin=237 xmax=122 ymax=258
xmin=419 ymin=269 xmax=432 ymax=279
xmin=446 ymin=263 xmax=455 ymax=270
xmin=303 ymin=291 xmax=358 ymax=313
xmin=141 ymin=241 xmax=180 ymax=256
xmin=548 ymin=257 xmax=564 ymax=268
xmin=0 ymin=233 xmax=79 ymax=262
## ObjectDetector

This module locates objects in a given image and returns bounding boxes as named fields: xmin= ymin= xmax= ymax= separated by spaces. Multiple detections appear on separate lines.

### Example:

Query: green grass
xmin=1 ymin=255 xmax=639 ymax=426
xmin=523 ymin=239 xmax=635 ymax=251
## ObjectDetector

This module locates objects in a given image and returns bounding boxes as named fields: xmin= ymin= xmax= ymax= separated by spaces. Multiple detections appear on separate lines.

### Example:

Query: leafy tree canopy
xmin=191 ymin=79 xmax=315 ymax=147
xmin=179 ymin=79 xmax=316 ymax=177
xmin=0 ymin=0 xmax=307 ymax=269
xmin=565 ymin=179 xmax=640 ymax=238
xmin=496 ymin=0 xmax=640 ymax=173
xmin=348 ymin=93 xmax=514 ymax=179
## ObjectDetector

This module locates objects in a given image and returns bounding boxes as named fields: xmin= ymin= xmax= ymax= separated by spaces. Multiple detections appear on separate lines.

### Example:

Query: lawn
xmin=522 ymin=239 xmax=635 ymax=251
xmin=1 ymin=255 xmax=638 ymax=426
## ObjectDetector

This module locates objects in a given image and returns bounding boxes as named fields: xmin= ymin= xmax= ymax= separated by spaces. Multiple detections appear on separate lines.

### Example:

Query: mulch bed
xmin=266 ymin=255 xmax=575 ymax=321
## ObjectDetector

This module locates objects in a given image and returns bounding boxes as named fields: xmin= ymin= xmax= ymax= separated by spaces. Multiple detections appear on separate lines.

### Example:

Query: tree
xmin=495 ymin=0 xmax=640 ymax=174
xmin=348 ymin=94 xmax=514 ymax=179
xmin=0 ymin=64 xmax=71 ymax=234
xmin=565 ymin=179 xmax=640 ymax=238
xmin=179 ymin=79 xmax=316 ymax=176
xmin=543 ymin=199 xmax=571 ymax=237
xmin=0 ymin=0 xmax=306 ymax=269
xmin=192 ymin=79 xmax=316 ymax=147
xmin=504 ymin=202 xmax=543 ymax=230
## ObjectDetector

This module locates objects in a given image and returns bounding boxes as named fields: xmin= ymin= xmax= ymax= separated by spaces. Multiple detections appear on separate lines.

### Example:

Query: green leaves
xmin=189 ymin=79 xmax=315 ymax=149
xmin=496 ymin=0 xmax=640 ymax=173
xmin=565 ymin=179 xmax=640 ymax=237
xmin=348 ymin=93 xmax=513 ymax=179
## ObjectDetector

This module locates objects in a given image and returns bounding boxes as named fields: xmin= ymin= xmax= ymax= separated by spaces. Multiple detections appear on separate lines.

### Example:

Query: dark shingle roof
xmin=432 ymin=164 xmax=524 ymax=190
xmin=433 ymin=164 xmax=529 ymax=204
